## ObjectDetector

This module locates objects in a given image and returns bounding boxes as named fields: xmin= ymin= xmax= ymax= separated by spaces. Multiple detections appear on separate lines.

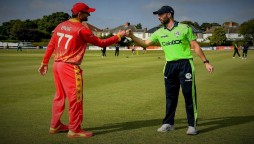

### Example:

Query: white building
xmin=199 ymin=22 xmax=244 ymax=42
xmin=101 ymin=22 xmax=147 ymax=40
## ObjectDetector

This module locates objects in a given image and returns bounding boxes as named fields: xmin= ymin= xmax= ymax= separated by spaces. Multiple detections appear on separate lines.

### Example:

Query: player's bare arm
xmin=127 ymin=29 xmax=153 ymax=48
xmin=117 ymin=30 xmax=127 ymax=39
xmin=190 ymin=40 xmax=214 ymax=73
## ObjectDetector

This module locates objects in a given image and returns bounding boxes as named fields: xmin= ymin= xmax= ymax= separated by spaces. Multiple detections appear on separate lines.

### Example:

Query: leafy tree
xmin=200 ymin=22 xmax=221 ymax=31
xmin=181 ymin=21 xmax=192 ymax=25
xmin=0 ymin=20 xmax=22 ymax=40
xmin=211 ymin=23 xmax=221 ymax=27
xmin=8 ymin=19 xmax=49 ymax=41
xmin=135 ymin=23 xmax=142 ymax=29
xmin=193 ymin=22 xmax=200 ymax=29
xmin=0 ymin=23 xmax=9 ymax=40
xmin=239 ymin=18 xmax=254 ymax=45
xmin=39 ymin=12 xmax=70 ymax=33
xmin=16 ymin=29 xmax=50 ymax=41
xmin=181 ymin=21 xmax=200 ymax=28
xmin=0 ymin=12 xmax=70 ymax=41
xmin=19 ymin=19 xmax=38 ymax=30
xmin=9 ymin=20 xmax=23 ymax=39
xmin=210 ymin=27 xmax=227 ymax=46
xmin=200 ymin=23 xmax=213 ymax=31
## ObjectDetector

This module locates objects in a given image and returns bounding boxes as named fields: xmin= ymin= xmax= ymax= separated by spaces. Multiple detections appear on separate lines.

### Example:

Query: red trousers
xmin=50 ymin=62 xmax=83 ymax=132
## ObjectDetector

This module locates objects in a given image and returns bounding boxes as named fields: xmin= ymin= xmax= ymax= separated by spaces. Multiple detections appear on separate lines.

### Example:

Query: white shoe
xmin=186 ymin=126 xmax=197 ymax=135
xmin=157 ymin=124 xmax=174 ymax=132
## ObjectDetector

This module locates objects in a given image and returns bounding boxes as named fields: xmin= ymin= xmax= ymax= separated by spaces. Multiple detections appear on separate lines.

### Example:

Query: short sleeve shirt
xmin=149 ymin=22 xmax=196 ymax=61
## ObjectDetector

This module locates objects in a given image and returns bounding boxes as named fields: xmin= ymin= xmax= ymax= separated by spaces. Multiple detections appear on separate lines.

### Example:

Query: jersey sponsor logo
xmin=162 ymin=40 xmax=182 ymax=46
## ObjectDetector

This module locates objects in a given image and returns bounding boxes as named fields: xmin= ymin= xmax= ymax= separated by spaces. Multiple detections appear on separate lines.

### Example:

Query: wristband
xmin=116 ymin=34 xmax=121 ymax=41
xmin=41 ymin=62 xmax=48 ymax=65
xmin=203 ymin=60 xmax=209 ymax=64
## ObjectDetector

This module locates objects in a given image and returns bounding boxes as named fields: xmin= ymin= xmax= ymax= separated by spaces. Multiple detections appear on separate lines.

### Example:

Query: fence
xmin=1 ymin=42 xmax=253 ymax=50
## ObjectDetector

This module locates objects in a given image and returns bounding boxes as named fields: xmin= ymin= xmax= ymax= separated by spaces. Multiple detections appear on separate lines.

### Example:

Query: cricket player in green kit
xmin=127 ymin=5 xmax=214 ymax=135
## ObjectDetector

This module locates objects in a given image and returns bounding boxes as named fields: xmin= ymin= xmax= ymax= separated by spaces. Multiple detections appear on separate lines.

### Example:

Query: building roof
xmin=204 ymin=26 xmax=240 ymax=34
xmin=147 ymin=25 xmax=162 ymax=33
xmin=82 ymin=22 xmax=103 ymax=32
xmin=103 ymin=22 xmax=145 ymax=33
xmin=189 ymin=25 xmax=203 ymax=33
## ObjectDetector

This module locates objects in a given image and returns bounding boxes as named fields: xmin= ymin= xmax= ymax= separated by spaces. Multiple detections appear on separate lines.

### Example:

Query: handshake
xmin=116 ymin=29 xmax=147 ymax=48
xmin=116 ymin=29 xmax=133 ymax=39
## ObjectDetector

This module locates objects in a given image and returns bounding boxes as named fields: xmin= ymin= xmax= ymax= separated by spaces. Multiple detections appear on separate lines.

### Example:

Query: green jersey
xmin=149 ymin=22 xmax=196 ymax=61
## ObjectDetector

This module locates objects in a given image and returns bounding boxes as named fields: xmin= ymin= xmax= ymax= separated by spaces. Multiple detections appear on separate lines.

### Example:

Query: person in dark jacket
xmin=242 ymin=42 xmax=249 ymax=60
xmin=232 ymin=43 xmax=241 ymax=58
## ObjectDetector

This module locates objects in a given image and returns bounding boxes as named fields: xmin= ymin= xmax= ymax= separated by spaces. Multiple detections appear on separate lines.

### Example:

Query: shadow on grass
xmin=198 ymin=115 xmax=254 ymax=133
xmin=87 ymin=119 xmax=162 ymax=135
xmin=87 ymin=115 xmax=254 ymax=135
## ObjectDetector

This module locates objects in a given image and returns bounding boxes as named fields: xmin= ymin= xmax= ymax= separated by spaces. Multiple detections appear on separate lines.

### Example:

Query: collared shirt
xmin=149 ymin=21 xmax=196 ymax=61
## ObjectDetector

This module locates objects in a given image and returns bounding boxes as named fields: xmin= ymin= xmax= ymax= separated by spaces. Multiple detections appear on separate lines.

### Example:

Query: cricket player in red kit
xmin=38 ymin=2 xmax=126 ymax=138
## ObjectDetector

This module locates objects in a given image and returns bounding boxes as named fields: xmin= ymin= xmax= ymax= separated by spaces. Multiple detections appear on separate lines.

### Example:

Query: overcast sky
xmin=0 ymin=0 xmax=253 ymax=29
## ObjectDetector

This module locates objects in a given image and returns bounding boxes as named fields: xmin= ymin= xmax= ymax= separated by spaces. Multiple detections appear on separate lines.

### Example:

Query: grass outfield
xmin=0 ymin=49 xmax=254 ymax=144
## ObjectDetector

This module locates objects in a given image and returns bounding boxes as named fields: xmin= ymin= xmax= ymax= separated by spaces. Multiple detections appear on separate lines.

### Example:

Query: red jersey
xmin=42 ymin=19 xmax=120 ymax=65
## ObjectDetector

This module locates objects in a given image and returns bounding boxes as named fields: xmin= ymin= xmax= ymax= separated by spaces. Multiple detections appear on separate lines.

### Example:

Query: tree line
xmin=0 ymin=12 xmax=253 ymax=46
xmin=0 ymin=12 xmax=70 ymax=42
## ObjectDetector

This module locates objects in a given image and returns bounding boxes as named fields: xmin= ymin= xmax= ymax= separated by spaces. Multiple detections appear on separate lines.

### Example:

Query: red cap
xmin=71 ymin=2 xmax=95 ymax=15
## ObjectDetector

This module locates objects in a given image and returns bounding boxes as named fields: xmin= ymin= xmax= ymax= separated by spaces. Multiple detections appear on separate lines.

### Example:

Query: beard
xmin=160 ymin=17 xmax=170 ymax=25
xmin=82 ymin=17 xmax=88 ymax=22
xmin=80 ymin=16 xmax=88 ymax=22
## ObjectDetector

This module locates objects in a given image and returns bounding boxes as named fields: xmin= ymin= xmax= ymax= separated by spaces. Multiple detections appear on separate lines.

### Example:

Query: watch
xmin=203 ymin=60 xmax=209 ymax=64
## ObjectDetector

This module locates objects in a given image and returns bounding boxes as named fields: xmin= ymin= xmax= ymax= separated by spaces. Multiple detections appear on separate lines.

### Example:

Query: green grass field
xmin=0 ymin=49 xmax=254 ymax=144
